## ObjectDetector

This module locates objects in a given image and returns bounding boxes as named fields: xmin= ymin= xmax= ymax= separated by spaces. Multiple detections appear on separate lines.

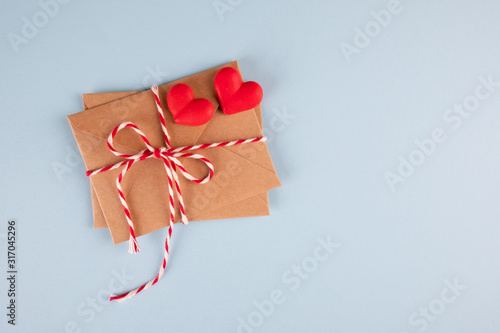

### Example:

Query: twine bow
xmin=86 ymin=85 xmax=266 ymax=302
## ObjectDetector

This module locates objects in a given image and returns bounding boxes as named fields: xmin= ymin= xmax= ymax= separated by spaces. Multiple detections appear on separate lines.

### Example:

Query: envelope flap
xmin=83 ymin=91 xmax=141 ymax=109
xmin=69 ymin=61 xmax=243 ymax=173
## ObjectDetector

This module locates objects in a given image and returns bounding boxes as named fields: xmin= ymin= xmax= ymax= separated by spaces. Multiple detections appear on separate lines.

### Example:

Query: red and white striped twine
xmin=86 ymin=85 xmax=266 ymax=302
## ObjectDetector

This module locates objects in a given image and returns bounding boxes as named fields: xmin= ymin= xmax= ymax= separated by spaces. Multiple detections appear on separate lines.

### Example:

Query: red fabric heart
xmin=166 ymin=84 xmax=214 ymax=126
xmin=214 ymin=67 xmax=263 ymax=115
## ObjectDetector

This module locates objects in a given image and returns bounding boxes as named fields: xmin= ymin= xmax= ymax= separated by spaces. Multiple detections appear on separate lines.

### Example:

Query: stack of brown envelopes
xmin=68 ymin=61 xmax=281 ymax=245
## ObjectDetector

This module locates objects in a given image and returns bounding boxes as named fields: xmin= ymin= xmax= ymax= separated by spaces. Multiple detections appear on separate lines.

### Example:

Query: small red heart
xmin=166 ymin=84 xmax=215 ymax=126
xmin=214 ymin=67 xmax=263 ymax=115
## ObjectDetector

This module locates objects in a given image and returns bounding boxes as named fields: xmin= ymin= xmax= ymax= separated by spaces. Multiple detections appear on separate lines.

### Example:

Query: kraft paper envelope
xmin=68 ymin=61 xmax=281 ymax=244
xmin=82 ymin=88 xmax=270 ymax=230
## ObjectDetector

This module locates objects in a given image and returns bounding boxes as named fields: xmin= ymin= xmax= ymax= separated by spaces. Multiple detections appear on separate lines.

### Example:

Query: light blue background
xmin=1 ymin=0 xmax=500 ymax=332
